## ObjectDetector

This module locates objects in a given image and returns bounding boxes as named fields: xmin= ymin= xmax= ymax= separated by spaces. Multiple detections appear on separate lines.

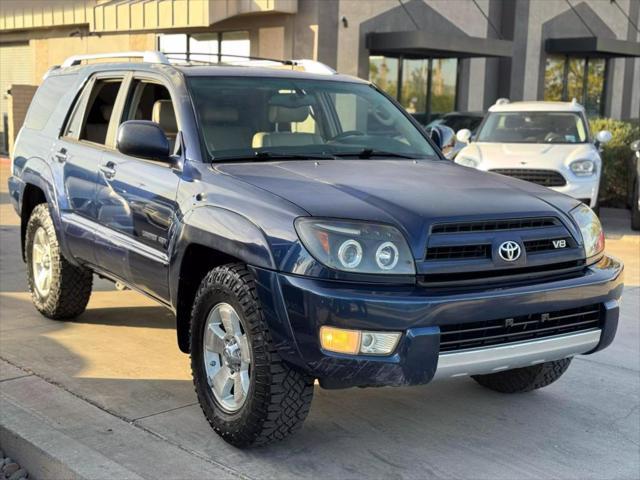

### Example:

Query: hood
xmin=459 ymin=142 xmax=599 ymax=170
xmin=215 ymin=160 xmax=577 ymax=243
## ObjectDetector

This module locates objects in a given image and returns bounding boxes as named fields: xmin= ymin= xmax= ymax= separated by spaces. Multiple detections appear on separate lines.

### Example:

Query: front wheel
xmin=472 ymin=357 xmax=572 ymax=393
xmin=190 ymin=263 xmax=314 ymax=447
xmin=25 ymin=204 xmax=93 ymax=319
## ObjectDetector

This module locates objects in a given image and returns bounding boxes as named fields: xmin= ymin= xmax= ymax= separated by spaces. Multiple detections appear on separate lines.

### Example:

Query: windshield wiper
xmin=213 ymin=151 xmax=337 ymax=162
xmin=332 ymin=148 xmax=418 ymax=159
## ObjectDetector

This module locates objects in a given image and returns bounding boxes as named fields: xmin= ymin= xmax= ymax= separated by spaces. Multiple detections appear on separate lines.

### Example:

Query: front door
xmin=94 ymin=76 xmax=181 ymax=302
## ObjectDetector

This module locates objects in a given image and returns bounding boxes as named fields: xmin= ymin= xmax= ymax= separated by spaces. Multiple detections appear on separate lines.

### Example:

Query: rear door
xmin=54 ymin=73 xmax=128 ymax=264
xmin=94 ymin=73 xmax=181 ymax=302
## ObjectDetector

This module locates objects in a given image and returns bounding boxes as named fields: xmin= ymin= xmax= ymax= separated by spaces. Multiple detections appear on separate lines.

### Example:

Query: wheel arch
xmin=170 ymin=206 xmax=276 ymax=353
xmin=20 ymin=183 xmax=48 ymax=261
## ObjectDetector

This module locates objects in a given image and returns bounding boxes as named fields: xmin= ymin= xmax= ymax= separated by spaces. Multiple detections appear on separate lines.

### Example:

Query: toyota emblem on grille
xmin=498 ymin=241 xmax=521 ymax=262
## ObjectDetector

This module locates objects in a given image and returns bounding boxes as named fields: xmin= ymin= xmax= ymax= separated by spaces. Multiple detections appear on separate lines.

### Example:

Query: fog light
xmin=359 ymin=331 xmax=401 ymax=355
xmin=320 ymin=326 xmax=401 ymax=355
xmin=320 ymin=326 xmax=360 ymax=354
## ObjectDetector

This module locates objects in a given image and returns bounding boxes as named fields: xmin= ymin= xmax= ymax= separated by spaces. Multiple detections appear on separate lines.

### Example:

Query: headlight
xmin=570 ymin=203 xmax=604 ymax=258
xmin=455 ymin=156 xmax=479 ymax=168
xmin=570 ymin=159 xmax=596 ymax=176
xmin=295 ymin=218 xmax=415 ymax=274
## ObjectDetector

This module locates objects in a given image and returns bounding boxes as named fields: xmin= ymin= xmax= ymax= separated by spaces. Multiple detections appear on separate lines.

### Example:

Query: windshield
xmin=476 ymin=111 xmax=588 ymax=144
xmin=188 ymin=76 xmax=437 ymax=161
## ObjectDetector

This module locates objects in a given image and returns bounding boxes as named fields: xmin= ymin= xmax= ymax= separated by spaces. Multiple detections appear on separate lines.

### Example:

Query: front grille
xmin=490 ymin=169 xmax=567 ymax=187
xmin=439 ymin=304 xmax=602 ymax=352
xmin=418 ymin=259 xmax=586 ymax=289
xmin=431 ymin=217 xmax=558 ymax=234
xmin=426 ymin=244 xmax=491 ymax=260
xmin=426 ymin=237 xmax=573 ymax=261
xmin=523 ymin=237 xmax=572 ymax=253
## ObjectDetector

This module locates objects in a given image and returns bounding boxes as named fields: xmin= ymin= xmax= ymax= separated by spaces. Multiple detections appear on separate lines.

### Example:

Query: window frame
xmin=369 ymin=55 xmax=460 ymax=124
xmin=543 ymin=54 xmax=608 ymax=117
xmin=157 ymin=31 xmax=250 ymax=63
xmin=60 ymin=72 xmax=130 ymax=149
xmin=112 ymin=72 xmax=181 ymax=164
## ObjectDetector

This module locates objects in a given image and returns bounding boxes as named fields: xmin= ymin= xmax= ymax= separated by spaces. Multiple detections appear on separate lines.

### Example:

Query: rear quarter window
xmin=23 ymin=74 xmax=78 ymax=131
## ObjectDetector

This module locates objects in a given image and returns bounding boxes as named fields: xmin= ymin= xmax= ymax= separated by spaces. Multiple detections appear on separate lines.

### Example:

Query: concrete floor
xmin=0 ymin=160 xmax=639 ymax=479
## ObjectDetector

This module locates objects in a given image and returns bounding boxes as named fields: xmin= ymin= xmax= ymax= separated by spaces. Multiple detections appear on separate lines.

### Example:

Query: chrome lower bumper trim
xmin=433 ymin=329 xmax=601 ymax=380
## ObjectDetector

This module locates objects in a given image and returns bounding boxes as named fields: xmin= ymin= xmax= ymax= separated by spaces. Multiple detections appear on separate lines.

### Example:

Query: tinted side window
xmin=121 ymin=80 xmax=177 ymax=152
xmin=78 ymin=79 xmax=123 ymax=145
xmin=23 ymin=74 xmax=77 ymax=131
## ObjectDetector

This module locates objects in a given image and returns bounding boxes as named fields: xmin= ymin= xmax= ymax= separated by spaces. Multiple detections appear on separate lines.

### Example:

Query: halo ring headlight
xmin=337 ymin=239 xmax=363 ymax=269
xmin=375 ymin=241 xmax=399 ymax=270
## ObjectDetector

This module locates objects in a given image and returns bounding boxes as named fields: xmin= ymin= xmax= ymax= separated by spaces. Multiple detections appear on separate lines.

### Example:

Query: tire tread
xmin=472 ymin=357 xmax=572 ymax=393
xmin=25 ymin=204 xmax=92 ymax=319
xmin=190 ymin=263 xmax=313 ymax=447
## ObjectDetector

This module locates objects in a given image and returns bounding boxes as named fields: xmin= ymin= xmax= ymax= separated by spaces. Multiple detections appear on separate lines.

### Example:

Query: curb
xmin=0 ymin=363 xmax=241 ymax=480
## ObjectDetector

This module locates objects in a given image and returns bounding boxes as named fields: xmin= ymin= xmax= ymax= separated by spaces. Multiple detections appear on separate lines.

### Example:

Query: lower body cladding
xmin=250 ymin=255 xmax=623 ymax=389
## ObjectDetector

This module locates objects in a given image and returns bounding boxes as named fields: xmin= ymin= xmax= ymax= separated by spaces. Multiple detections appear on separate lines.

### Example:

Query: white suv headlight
xmin=570 ymin=204 xmax=604 ymax=259
xmin=455 ymin=156 xmax=479 ymax=168
xmin=295 ymin=218 xmax=415 ymax=274
xmin=570 ymin=159 xmax=596 ymax=176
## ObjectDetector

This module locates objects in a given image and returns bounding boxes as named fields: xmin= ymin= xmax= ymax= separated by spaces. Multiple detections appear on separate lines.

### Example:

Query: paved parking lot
xmin=1 ymin=160 xmax=638 ymax=479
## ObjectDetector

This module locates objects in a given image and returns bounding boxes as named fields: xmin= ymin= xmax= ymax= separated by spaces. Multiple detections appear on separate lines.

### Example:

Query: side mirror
xmin=427 ymin=125 xmax=456 ymax=158
xmin=116 ymin=120 xmax=170 ymax=161
xmin=595 ymin=130 xmax=612 ymax=145
xmin=456 ymin=128 xmax=472 ymax=144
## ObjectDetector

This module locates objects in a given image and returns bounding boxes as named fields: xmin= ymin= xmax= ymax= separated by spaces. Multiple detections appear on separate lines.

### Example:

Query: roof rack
xmin=162 ymin=52 xmax=336 ymax=74
xmin=61 ymin=51 xmax=169 ymax=68
xmin=58 ymin=50 xmax=336 ymax=74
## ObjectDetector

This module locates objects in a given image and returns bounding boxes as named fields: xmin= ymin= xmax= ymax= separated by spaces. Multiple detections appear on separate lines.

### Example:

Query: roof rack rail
xmin=161 ymin=52 xmax=336 ymax=74
xmin=61 ymin=51 xmax=169 ymax=68
xmin=59 ymin=50 xmax=336 ymax=74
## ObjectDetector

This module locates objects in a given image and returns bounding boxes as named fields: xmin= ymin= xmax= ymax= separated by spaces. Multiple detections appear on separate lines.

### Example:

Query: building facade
xmin=1 ymin=0 xmax=638 ymax=153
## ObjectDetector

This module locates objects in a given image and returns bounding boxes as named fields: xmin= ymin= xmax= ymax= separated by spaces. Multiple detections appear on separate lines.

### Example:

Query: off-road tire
xmin=190 ymin=263 xmax=314 ymax=447
xmin=471 ymin=357 xmax=572 ymax=393
xmin=25 ymin=204 xmax=93 ymax=319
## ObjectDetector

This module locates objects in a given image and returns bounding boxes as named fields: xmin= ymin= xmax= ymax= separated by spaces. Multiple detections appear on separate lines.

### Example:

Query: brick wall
xmin=7 ymin=84 xmax=37 ymax=154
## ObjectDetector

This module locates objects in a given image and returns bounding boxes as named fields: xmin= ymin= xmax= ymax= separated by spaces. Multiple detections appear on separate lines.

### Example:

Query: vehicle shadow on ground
xmin=73 ymin=305 xmax=175 ymax=329
xmin=2 ymin=287 xmax=638 ymax=479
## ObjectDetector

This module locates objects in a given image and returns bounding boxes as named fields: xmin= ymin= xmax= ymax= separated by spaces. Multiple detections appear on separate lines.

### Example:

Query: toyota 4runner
xmin=8 ymin=52 xmax=623 ymax=447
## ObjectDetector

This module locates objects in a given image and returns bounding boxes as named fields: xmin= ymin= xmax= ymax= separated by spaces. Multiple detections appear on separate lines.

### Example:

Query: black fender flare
xmin=169 ymin=205 xmax=276 ymax=352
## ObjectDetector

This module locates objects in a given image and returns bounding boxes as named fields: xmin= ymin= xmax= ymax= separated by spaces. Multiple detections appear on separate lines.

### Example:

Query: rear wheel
xmin=190 ymin=263 xmax=314 ymax=447
xmin=25 ymin=204 xmax=93 ymax=319
xmin=472 ymin=358 xmax=572 ymax=393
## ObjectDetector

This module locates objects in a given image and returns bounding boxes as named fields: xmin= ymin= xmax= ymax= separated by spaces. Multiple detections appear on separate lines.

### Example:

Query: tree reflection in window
xmin=544 ymin=54 xmax=607 ymax=117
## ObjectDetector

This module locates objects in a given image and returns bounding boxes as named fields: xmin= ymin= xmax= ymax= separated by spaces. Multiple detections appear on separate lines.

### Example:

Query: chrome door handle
xmin=99 ymin=161 xmax=117 ymax=179
xmin=54 ymin=148 xmax=67 ymax=163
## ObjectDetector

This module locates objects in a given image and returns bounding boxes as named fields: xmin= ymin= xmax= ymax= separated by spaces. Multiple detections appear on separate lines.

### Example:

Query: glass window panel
xmin=400 ymin=59 xmax=427 ymax=115
xmin=369 ymin=56 xmax=398 ymax=99
xmin=585 ymin=58 xmax=606 ymax=117
xmin=430 ymin=58 xmax=457 ymax=115
xmin=220 ymin=31 xmax=250 ymax=63
xmin=544 ymin=54 xmax=565 ymax=101
xmin=158 ymin=34 xmax=187 ymax=62
xmin=566 ymin=57 xmax=586 ymax=102
xmin=190 ymin=33 xmax=219 ymax=63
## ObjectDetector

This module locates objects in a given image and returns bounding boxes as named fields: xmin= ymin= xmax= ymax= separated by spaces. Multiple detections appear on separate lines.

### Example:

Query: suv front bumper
xmin=251 ymin=255 xmax=623 ymax=389
xmin=550 ymin=174 xmax=599 ymax=208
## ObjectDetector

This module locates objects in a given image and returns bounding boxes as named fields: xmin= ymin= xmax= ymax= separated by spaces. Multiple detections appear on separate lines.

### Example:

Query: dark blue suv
xmin=8 ymin=52 xmax=623 ymax=447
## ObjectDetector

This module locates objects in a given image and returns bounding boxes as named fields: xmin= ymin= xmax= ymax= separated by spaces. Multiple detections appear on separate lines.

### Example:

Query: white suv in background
xmin=454 ymin=100 xmax=611 ymax=211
